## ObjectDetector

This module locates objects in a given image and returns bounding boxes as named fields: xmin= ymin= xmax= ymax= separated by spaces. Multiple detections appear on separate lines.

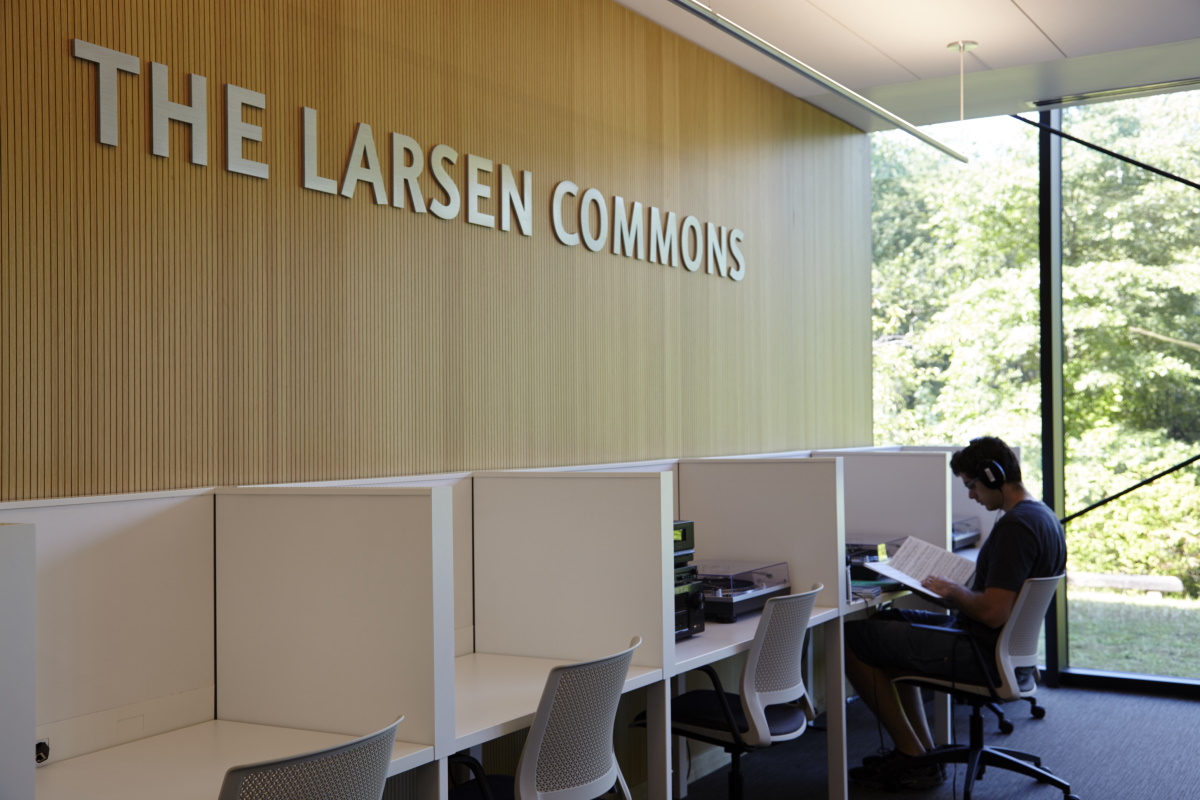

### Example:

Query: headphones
xmin=978 ymin=460 xmax=1006 ymax=490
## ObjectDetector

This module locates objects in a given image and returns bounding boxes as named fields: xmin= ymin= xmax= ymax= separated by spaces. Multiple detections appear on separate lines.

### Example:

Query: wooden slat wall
xmin=0 ymin=0 xmax=872 ymax=501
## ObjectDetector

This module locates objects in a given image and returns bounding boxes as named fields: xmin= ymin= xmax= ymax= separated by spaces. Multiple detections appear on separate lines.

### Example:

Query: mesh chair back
xmin=216 ymin=717 xmax=400 ymax=800
xmin=995 ymin=575 xmax=1062 ymax=698
xmin=739 ymin=585 xmax=822 ymax=746
xmin=517 ymin=637 xmax=641 ymax=800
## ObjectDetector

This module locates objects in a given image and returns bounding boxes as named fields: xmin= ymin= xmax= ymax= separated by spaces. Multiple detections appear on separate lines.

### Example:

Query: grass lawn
xmin=1063 ymin=589 xmax=1200 ymax=679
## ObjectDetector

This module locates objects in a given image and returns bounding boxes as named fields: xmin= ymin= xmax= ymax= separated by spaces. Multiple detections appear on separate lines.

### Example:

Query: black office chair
xmin=642 ymin=586 xmax=822 ymax=800
xmin=216 ymin=717 xmax=401 ymax=800
xmin=893 ymin=575 xmax=1079 ymax=800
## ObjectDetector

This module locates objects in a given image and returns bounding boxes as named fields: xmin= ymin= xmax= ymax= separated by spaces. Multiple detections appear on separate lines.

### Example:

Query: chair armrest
xmin=690 ymin=665 xmax=749 ymax=749
xmin=908 ymin=624 xmax=969 ymax=635
xmin=693 ymin=664 xmax=727 ymax=692
xmin=448 ymin=754 xmax=496 ymax=800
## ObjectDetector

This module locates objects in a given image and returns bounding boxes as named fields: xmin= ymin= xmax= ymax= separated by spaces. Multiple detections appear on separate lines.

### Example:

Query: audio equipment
xmin=672 ymin=521 xmax=705 ymax=640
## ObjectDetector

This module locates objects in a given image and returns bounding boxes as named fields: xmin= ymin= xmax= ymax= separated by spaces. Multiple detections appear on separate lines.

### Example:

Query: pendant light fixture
xmin=947 ymin=40 xmax=978 ymax=123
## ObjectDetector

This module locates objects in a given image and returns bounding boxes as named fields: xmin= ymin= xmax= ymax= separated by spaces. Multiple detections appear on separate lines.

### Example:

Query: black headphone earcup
xmin=981 ymin=461 xmax=1006 ymax=490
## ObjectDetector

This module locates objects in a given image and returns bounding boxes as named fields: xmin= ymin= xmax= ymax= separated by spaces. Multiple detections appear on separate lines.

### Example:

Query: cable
xmin=949 ymin=631 xmax=966 ymax=800
xmin=871 ymin=662 xmax=888 ymax=762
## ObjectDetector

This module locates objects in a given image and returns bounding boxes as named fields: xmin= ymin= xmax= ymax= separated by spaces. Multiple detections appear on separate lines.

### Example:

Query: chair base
xmin=985 ymin=695 xmax=1045 ymax=733
xmin=911 ymin=704 xmax=1076 ymax=800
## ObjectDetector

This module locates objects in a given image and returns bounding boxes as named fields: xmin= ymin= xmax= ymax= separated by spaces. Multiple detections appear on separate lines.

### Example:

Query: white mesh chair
xmin=893 ymin=575 xmax=1079 ymax=800
xmin=215 ymin=717 xmax=400 ymax=800
xmin=450 ymin=637 xmax=641 ymax=800
xmin=664 ymin=586 xmax=822 ymax=800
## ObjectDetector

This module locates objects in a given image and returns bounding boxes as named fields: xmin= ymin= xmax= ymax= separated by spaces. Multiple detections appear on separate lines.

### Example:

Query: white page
xmin=889 ymin=536 xmax=976 ymax=586
xmin=863 ymin=537 xmax=975 ymax=601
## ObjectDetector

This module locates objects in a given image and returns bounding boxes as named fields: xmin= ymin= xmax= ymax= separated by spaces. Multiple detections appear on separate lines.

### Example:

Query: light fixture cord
xmin=958 ymin=41 xmax=965 ymax=122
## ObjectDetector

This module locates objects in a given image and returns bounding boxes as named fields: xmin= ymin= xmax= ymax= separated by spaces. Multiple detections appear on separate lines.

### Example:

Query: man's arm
xmin=920 ymin=577 xmax=1018 ymax=629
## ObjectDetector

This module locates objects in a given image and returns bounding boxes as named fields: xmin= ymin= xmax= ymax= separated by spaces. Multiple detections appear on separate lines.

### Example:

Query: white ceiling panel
xmin=805 ymin=0 xmax=1064 ymax=77
xmin=711 ymin=1 xmax=919 ymax=87
xmin=615 ymin=0 xmax=1200 ymax=130
xmin=1020 ymin=0 xmax=1200 ymax=57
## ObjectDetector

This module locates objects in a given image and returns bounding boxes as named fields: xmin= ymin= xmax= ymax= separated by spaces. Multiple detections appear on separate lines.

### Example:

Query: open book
xmin=864 ymin=536 xmax=976 ymax=603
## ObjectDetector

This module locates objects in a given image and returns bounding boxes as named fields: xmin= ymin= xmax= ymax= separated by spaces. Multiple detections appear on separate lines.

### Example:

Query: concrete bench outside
xmin=1067 ymin=571 xmax=1185 ymax=595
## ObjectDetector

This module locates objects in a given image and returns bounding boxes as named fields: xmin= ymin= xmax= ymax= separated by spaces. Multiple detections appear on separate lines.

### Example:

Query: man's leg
xmin=844 ymin=645 xmax=930 ymax=756
xmin=896 ymin=682 xmax=935 ymax=751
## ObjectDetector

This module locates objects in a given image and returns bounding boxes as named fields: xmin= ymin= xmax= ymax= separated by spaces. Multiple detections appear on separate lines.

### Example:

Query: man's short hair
xmin=949 ymin=436 xmax=1022 ymax=485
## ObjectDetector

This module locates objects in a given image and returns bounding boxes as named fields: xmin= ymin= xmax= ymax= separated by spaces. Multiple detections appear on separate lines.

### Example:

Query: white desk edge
xmin=453 ymin=652 xmax=662 ymax=750
xmin=35 ymin=720 xmax=434 ymax=800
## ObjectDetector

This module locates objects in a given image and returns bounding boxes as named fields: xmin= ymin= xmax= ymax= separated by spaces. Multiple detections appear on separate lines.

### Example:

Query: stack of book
xmin=850 ymin=578 xmax=899 ymax=601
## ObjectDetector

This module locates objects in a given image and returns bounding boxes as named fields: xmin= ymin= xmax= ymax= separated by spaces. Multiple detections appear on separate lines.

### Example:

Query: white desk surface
xmin=454 ymin=652 xmax=662 ymax=750
xmin=671 ymin=605 xmax=838 ymax=676
xmin=36 ymin=720 xmax=433 ymax=800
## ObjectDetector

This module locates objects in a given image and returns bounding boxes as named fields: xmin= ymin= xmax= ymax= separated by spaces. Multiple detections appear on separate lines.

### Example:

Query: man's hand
xmin=921 ymin=575 xmax=959 ymax=600
xmin=921 ymin=576 xmax=1019 ymax=628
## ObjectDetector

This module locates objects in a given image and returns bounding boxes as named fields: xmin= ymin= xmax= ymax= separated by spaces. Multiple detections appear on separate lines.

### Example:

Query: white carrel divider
xmin=900 ymin=445 xmax=1015 ymax=546
xmin=0 ymin=490 xmax=215 ymax=765
xmin=214 ymin=486 xmax=454 ymax=772
xmin=246 ymin=471 xmax=475 ymax=657
xmin=676 ymin=457 xmax=846 ymax=617
xmin=674 ymin=457 xmax=850 ymax=800
xmin=1 ymin=523 xmax=36 ymax=800
xmin=465 ymin=471 xmax=669 ymax=744
xmin=810 ymin=446 xmax=959 ymax=747
xmin=515 ymin=458 xmax=681 ymax=515
xmin=811 ymin=447 xmax=954 ymax=550
xmin=471 ymin=470 xmax=672 ymax=666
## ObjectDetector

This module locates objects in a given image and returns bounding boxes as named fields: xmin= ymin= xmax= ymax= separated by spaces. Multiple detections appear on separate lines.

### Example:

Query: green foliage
xmin=1063 ymin=98 xmax=1200 ymax=267
xmin=872 ymin=94 xmax=1200 ymax=596
xmin=1064 ymin=427 xmax=1200 ymax=595
xmin=1064 ymin=260 xmax=1200 ymax=443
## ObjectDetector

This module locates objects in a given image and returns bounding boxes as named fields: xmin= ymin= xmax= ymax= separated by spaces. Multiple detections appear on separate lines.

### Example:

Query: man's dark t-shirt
xmin=960 ymin=499 xmax=1067 ymax=655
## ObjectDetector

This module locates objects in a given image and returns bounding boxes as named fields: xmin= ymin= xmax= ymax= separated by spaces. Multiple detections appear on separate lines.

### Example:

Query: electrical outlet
xmin=35 ymin=738 xmax=50 ymax=764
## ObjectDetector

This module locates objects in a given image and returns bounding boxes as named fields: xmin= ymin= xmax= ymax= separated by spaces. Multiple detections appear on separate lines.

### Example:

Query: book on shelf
xmin=850 ymin=583 xmax=881 ymax=601
xmin=864 ymin=536 xmax=975 ymax=603
xmin=849 ymin=577 xmax=901 ymax=601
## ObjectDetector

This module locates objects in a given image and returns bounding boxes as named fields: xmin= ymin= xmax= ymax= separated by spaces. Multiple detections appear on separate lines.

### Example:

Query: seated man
xmin=843 ymin=436 xmax=1066 ymax=791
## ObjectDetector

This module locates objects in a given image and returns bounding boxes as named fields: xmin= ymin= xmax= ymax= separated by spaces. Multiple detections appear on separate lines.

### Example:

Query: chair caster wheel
xmin=1032 ymin=706 xmax=1047 ymax=719
xmin=998 ymin=720 xmax=1014 ymax=734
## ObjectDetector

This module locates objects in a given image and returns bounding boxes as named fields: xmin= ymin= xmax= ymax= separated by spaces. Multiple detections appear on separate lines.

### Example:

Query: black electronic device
xmin=952 ymin=517 xmax=982 ymax=551
xmin=952 ymin=530 xmax=981 ymax=551
xmin=695 ymin=559 xmax=790 ymax=623
xmin=673 ymin=520 xmax=696 ymax=567
xmin=846 ymin=540 xmax=893 ymax=579
xmin=674 ymin=564 xmax=706 ymax=641
xmin=672 ymin=520 xmax=704 ymax=640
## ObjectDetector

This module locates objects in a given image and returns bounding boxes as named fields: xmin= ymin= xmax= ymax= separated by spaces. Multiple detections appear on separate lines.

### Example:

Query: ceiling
xmin=614 ymin=0 xmax=1200 ymax=132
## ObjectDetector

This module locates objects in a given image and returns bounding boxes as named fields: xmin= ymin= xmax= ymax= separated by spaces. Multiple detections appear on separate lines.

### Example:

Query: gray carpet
xmin=680 ymin=686 xmax=1200 ymax=800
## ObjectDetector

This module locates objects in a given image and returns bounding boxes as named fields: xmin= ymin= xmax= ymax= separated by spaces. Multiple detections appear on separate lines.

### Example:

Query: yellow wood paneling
xmin=1 ymin=0 xmax=872 ymax=501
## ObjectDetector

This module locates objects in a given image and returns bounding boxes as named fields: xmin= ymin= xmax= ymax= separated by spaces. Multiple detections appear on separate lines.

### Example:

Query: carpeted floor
xmin=680 ymin=686 xmax=1200 ymax=800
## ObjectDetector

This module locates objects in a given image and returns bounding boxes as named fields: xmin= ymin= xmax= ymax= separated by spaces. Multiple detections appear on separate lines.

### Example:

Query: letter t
xmin=72 ymin=39 xmax=141 ymax=146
